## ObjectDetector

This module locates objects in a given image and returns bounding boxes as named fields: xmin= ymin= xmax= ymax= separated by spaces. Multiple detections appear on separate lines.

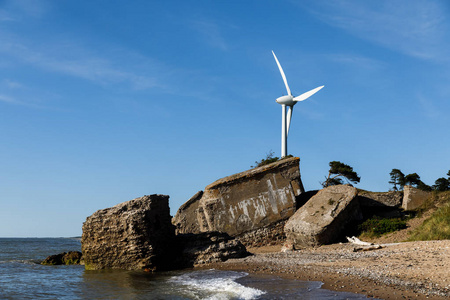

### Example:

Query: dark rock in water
xmin=42 ymin=253 xmax=64 ymax=265
xmin=63 ymin=251 xmax=83 ymax=265
xmin=173 ymin=157 xmax=305 ymax=237
xmin=41 ymin=251 xmax=83 ymax=265
xmin=81 ymin=194 xmax=176 ymax=271
xmin=284 ymin=185 xmax=362 ymax=248
xmin=176 ymin=232 xmax=249 ymax=267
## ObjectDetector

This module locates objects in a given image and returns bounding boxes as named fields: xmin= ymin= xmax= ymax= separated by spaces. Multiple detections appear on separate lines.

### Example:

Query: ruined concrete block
xmin=82 ymin=195 xmax=175 ymax=270
xmin=402 ymin=185 xmax=431 ymax=211
xmin=173 ymin=157 xmax=304 ymax=236
xmin=284 ymin=185 xmax=362 ymax=248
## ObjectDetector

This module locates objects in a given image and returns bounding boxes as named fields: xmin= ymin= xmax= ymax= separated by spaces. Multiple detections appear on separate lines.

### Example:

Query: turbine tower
xmin=272 ymin=51 xmax=324 ymax=157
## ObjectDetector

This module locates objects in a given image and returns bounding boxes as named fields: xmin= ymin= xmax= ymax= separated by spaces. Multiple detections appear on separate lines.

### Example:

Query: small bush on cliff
xmin=358 ymin=216 xmax=407 ymax=238
xmin=251 ymin=151 xmax=292 ymax=168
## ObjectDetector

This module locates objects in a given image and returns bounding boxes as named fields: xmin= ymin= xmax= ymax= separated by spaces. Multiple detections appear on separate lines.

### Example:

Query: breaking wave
xmin=168 ymin=269 xmax=265 ymax=300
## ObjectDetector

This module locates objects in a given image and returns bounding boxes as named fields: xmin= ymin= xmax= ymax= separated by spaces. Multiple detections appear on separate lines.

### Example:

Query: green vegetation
xmin=434 ymin=177 xmax=450 ymax=191
xmin=322 ymin=161 xmax=360 ymax=187
xmin=410 ymin=190 xmax=449 ymax=216
xmin=388 ymin=168 xmax=405 ymax=191
xmin=407 ymin=204 xmax=450 ymax=241
xmin=407 ymin=191 xmax=450 ymax=241
xmin=389 ymin=168 xmax=450 ymax=192
xmin=64 ymin=258 xmax=81 ymax=265
xmin=356 ymin=191 xmax=449 ymax=241
xmin=358 ymin=216 xmax=408 ymax=238
xmin=432 ymin=170 xmax=450 ymax=191
xmin=406 ymin=173 xmax=432 ymax=191
xmin=251 ymin=151 xmax=293 ymax=168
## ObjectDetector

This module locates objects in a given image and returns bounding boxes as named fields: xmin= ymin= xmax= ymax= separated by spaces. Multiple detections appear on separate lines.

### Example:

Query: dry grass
xmin=407 ymin=202 xmax=450 ymax=241
xmin=361 ymin=191 xmax=450 ymax=244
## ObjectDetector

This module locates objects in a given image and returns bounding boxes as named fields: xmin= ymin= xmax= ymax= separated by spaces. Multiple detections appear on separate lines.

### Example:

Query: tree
xmin=322 ymin=161 xmax=360 ymax=187
xmin=405 ymin=173 xmax=421 ymax=187
xmin=433 ymin=177 xmax=450 ymax=191
xmin=326 ymin=177 xmax=344 ymax=186
xmin=432 ymin=170 xmax=450 ymax=191
xmin=404 ymin=172 xmax=432 ymax=191
xmin=389 ymin=169 xmax=406 ymax=191
xmin=417 ymin=181 xmax=432 ymax=191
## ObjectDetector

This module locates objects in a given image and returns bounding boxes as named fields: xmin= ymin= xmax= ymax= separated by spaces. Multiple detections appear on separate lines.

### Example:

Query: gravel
xmin=215 ymin=240 xmax=450 ymax=298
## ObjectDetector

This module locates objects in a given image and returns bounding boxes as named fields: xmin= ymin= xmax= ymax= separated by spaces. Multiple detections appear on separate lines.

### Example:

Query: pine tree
xmin=389 ymin=169 xmax=405 ymax=191
xmin=433 ymin=177 xmax=449 ymax=191
xmin=322 ymin=161 xmax=360 ymax=187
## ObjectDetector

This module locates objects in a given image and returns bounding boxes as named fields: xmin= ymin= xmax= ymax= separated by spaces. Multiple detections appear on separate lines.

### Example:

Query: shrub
xmin=358 ymin=216 xmax=407 ymax=238
xmin=251 ymin=151 xmax=292 ymax=168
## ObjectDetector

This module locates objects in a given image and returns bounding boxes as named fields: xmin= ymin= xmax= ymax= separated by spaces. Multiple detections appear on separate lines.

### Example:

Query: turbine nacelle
xmin=276 ymin=95 xmax=295 ymax=106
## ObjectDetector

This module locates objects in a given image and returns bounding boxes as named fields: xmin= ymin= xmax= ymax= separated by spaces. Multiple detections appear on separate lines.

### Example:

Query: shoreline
xmin=195 ymin=240 xmax=450 ymax=299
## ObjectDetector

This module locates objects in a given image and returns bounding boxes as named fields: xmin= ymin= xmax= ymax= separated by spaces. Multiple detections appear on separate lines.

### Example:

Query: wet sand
xmin=197 ymin=240 xmax=450 ymax=299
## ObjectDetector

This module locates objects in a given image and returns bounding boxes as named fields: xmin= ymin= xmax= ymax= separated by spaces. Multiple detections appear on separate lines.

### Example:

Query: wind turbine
xmin=272 ymin=51 xmax=324 ymax=158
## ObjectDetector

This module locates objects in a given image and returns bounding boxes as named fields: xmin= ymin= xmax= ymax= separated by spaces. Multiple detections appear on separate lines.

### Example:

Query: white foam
xmin=0 ymin=259 xmax=39 ymax=265
xmin=169 ymin=270 xmax=265 ymax=300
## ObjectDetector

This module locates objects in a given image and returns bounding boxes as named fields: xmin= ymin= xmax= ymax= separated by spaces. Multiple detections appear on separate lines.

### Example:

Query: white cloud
xmin=1 ymin=0 xmax=49 ymax=19
xmin=0 ymin=94 xmax=26 ymax=106
xmin=0 ymin=5 xmax=226 ymax=104
xmin=301 ymin=0 xmax=450 ymax=61
xmin=2 ymin=79 xmax=23 ymax=89
xmin=191 ymin=19 xmax=229 ymax=51
xmin=0 ymin=93 xmax=42 ymax=108
xmin=0 ymin=9 xmax=15 ymax=21
xmin=417 ymin=94 xmax=440 ymax=119
xmin=0 ymin=37 xmax=162 ymax=91
xmin=327 ymin=53 xmax=386 ymax=70
xmin=0 ymin=94 xmax=16 ymax=103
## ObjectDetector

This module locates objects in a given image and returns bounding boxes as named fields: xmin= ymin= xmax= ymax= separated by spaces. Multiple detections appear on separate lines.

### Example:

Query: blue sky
xmin=1 ymin=0 xmax=449 ymax=237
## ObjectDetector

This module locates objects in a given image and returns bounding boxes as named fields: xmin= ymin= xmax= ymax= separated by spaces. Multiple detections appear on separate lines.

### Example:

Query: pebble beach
xmin=200 ymin=240 xmax=450 ymax=299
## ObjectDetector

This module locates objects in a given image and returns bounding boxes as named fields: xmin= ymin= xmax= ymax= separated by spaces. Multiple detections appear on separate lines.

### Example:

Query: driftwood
xmin=346 ymin=236 xmax=373 ymax=245
xmin=346 ymin=236 xmax=384 ymax=252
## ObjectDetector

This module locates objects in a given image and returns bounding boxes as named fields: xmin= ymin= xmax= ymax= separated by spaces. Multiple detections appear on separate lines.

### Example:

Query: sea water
xmin=0 ymin=238 xmax=373 ymax=299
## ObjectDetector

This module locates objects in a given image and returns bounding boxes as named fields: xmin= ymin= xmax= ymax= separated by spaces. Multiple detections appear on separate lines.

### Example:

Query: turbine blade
xmin=287 ymin=105 xmax=293 ymax=136
xmin=294 ymin=85 xmax=324 ymax=102
xmin=272 ymin=51 xmax=291 ymax=96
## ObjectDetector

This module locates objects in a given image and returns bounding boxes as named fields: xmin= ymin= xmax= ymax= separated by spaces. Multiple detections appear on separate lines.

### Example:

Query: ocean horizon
xmin=0 ymin=238 xmax=374 ymax=299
